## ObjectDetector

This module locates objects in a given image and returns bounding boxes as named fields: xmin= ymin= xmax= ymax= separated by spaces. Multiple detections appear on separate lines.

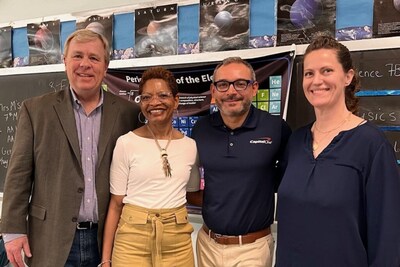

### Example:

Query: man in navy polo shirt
xmin=188 ymin=57 xmax=291 ymax=267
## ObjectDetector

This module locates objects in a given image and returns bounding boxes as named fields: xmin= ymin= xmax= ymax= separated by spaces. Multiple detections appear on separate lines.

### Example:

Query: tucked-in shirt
xmin=276 ymin=121 xmax=400 ymax=267
xmin=71 ymin=88 xmax=103 ymax=223
xmin=192 ymin=106 xmax=291 ymax=235
xmin=3 ymin=89 xmax=103 ymax=243
xmin=110 ymin=132 xmax=200 ymax=209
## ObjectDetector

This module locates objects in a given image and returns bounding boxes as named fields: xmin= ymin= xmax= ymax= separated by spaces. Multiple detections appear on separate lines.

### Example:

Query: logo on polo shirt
xmin=249 ymin=137 xmax=272 ymax=145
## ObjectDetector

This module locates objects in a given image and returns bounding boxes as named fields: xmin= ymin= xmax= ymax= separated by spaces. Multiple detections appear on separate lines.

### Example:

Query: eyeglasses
xmin=213 ymin=79 xmax=254 ymax=92
xmin=140 ymin=92 xmax=174 ymax=103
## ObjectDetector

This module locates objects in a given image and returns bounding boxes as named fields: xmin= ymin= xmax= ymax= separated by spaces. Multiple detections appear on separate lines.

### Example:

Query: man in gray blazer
xmin=0 ymin=29 xmax=141 ymax=266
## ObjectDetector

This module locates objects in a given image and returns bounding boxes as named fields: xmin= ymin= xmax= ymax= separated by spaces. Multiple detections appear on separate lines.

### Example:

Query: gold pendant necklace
xmin=312 ymin=135 xmax=328 ymax=152
xmin=312 ymin=112 xmax=352 ymax=152
xmin=147 ymin=124 xmax=173 ymax=177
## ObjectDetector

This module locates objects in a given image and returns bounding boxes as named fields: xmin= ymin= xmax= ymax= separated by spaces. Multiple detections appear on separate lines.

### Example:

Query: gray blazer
xmin=0 ymin=88 xmax=141 ymax=266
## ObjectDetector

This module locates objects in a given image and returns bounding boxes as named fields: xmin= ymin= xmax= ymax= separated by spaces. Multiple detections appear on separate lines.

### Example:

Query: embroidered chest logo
xmin=249 ymin=137 xmax=273 ymax=145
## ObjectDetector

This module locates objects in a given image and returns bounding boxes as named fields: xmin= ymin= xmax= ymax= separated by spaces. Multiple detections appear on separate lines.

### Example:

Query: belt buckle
xmin=77 ymin=222 xmax=91 ymax=230
xmin=213 ymin=233 xmax=229 ymax=244
xmin=214 ymin=233 xmax=222 ymax=239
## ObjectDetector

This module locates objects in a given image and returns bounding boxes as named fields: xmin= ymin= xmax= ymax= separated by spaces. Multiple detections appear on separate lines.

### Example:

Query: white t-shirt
xmin=110 ymin=131 xmax=200 ymax=208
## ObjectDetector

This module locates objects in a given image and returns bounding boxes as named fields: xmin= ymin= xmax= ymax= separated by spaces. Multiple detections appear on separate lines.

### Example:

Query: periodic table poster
xmin=103 ymin=51 xmax=294 ymax=137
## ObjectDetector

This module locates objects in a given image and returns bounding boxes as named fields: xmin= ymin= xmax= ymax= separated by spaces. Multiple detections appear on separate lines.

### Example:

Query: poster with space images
xmin=277 ymin=0 xmax=336 ymax=46
xmin=27 ymin=20 xmax=62 ymax=65
xmin=249 ymin=0 xmax=277 ymax=48
xmin=335 ymin=0 xmax=372 ymax=41
xmin=76 ymin=14 xmax=114 ymax=54
xmin=0 ymin=26 xmax=12 ymax=68
xmin=199 ymin=0 xmax=249 ymax=52
xmin=135 ymin=4 xmax=178 ymax=58
xmin=373 ymin=0 xmax=400 ymax=37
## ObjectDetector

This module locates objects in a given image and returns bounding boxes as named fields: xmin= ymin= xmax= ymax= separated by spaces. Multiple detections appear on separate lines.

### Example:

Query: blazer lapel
xmin=54 ymin=89 xmax=82 ymax=169
xmin=97 ymin=92 xmax=118 ymax=167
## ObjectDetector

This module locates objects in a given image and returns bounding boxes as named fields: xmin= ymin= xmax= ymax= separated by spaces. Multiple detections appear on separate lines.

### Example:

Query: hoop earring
xmin=138 ymin=112 xmax=148 ymax=124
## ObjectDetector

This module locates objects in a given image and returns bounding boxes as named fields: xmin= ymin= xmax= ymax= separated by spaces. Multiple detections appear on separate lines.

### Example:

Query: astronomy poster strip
xmin=135 ymin=4 xmax=178 ymax=58
xmin=336 ymin=0 xmax=373 ymax=41
xmin=76 ymin=14 xmax=114 ymax=54
xmin=199 ymin=0 xmax=250 ymax=52
xmin=373 ymin=0 xmax=400 ymax=38
xmin=27 ymin=20 xmax=62 ymax=66
xmin=0 ymin=26 xmax=12 ymax=68
xmin=277 ymin=0 xmax=336 ymax=46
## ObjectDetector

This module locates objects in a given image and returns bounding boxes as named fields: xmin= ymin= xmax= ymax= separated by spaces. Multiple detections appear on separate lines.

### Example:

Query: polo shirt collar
xmin=211 ymin=105 xmax=258 ymax=129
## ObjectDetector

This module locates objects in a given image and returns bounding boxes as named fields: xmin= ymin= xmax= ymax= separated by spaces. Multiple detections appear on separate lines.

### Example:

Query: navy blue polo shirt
xmin=192 ymin=105 xmax=291 ymax=235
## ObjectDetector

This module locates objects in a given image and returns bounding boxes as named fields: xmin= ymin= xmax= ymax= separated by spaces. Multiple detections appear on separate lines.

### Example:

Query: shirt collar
xmin=70 ymin=87 xmax=104 ymax=109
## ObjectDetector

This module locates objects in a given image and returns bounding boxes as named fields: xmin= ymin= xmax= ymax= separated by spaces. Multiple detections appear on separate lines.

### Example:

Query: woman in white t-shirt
xmin=101 ymin=67 xmax=200 ymax=267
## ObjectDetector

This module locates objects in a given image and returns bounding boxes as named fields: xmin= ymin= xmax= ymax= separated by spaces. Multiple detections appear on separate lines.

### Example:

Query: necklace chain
xmin=314 ymin=112 xmax=352 ymax=134
xmin=146 ymin=124 xmax=173 ymax=177
xmin=312 ymin=112 xmax=352 ymax=152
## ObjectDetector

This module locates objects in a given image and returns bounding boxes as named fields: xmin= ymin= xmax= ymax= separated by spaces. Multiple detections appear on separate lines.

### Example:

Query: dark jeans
xmin=0 ymin=238 xmax=9 ymax=267
xmin=65 ymin=227 xmax=100 ymax=267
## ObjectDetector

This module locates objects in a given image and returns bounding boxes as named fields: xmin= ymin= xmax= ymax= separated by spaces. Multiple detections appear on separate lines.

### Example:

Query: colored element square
xmin=178 ymin=128 xmax=190 ymax=136
xmin=172 ymin=117 xmax=179 ymax=127
xmin=189 ymin=116 xmax=199 ymax=127
xmin=269 ymin=101 xmax=281 ymax=113
xmin=269 ymin=76 xmax=282 ymax=88
xmin=210 ymin=104 xmax=219 ymax=114
xmin=257 ymin=89 xmax=269 ymax=101
xmin=270 ymin=89 xmax=281 ymax=101
xmin=257 ymin=102 xmax=269 ymax=111
xmin=178 ymin=117 xmax=189 ymax=127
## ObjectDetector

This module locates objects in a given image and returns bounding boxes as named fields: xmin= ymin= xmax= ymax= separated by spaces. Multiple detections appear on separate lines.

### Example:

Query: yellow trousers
xmin=112 ymin=204 xmax=194 ymax=267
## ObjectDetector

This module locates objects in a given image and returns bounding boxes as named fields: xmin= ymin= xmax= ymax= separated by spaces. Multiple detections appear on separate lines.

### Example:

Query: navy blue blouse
xmin=276 ymin=121 xmax=400 ymax=266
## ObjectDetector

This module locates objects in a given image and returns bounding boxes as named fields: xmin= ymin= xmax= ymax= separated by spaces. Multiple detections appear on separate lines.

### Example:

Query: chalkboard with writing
xmin=286 ymin=48 xmax=400 ymax=164
xmin=0 ymin=72 xmax=68 ymax=191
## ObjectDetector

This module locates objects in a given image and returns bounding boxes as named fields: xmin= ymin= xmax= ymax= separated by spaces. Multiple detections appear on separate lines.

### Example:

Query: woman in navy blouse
xmin=276 ymin=36 xmax=400 ymax=266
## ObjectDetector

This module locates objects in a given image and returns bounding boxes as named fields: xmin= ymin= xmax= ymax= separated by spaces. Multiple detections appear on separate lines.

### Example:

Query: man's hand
xmin=5 ymin=236 xmax=32 ymax=267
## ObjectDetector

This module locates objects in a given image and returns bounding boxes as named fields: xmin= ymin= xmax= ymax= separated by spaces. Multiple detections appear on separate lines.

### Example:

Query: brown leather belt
xmin=202 ymin=224 xmax=271 ymax=245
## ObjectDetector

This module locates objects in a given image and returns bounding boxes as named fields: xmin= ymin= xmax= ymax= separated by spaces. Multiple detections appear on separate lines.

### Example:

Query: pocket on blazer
xmin=29 ymin=204 xmax=46 ymax=220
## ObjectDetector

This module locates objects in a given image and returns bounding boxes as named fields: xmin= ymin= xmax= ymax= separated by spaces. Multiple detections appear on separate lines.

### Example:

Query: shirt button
xmin=230 ymin=143 xmax=234 ymax=147
xmin=230 ymin=132 xmax=234 ymax=135
xmin=77 ymin=188 xmax=84 ymax=193
xmin=87 ymin=157 xmax=91 ymax=161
